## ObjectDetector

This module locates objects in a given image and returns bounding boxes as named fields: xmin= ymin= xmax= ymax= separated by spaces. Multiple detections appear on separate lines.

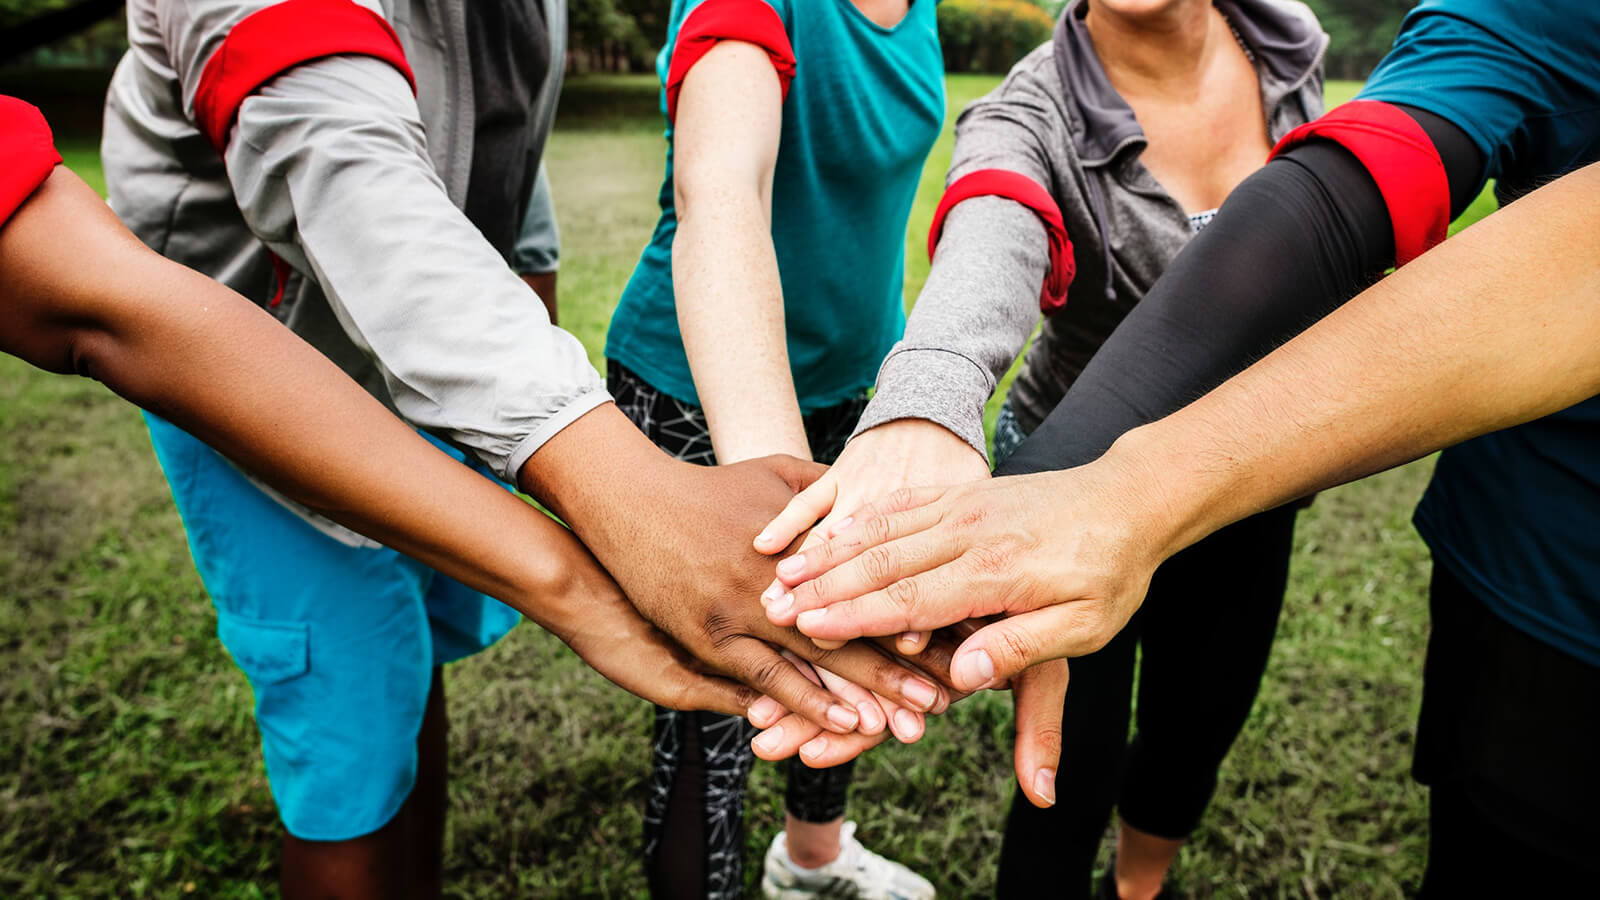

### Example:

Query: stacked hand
xmin=520 ymin=405 xmax=957 ymax=737
xmin=746 ymin=419 xmax=1073 ymax=808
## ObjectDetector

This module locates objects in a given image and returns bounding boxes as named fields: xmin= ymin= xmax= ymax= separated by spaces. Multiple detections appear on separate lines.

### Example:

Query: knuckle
xmin=859 ymin=545 xmax=898 ymax=585
xmin=964 ymin=541 xmax=1013 ymax=578
xmin=861 ymin=512 xmax=896 ymax=547
xmin=951 ymin=504 xmax=988 ymax=532
xmin=992 ymin=627 xmax=1039 ymax=669
xmin=884 ymin=576 xmax=921 ymax=613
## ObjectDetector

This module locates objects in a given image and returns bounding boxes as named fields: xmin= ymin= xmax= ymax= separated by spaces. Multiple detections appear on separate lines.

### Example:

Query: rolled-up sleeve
xmin=224 ymin=56 xmax=607 ymax=481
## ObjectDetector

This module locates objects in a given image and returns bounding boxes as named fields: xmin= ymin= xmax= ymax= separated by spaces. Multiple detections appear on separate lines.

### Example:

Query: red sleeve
xmin=193 ymin=0 xmax=417 ymax=151
xmin=0 ymin=96 xmax=61 ymax=229
xmin=930 ymin=169 xmax=1076 ymax=315
xmin=665 ymin=0 xmax=796 ymax=123
xmin=1270 ymin=99 xmax=1450 ymax=267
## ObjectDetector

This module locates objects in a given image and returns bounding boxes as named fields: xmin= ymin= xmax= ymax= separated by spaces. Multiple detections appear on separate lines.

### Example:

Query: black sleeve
xmin=996 ymin=107 xmax=1481 ymax=477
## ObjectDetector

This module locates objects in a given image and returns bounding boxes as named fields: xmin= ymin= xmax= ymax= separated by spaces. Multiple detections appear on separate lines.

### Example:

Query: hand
xmin=539 ymin=539 xmax=761 ymax=717
xmin=763 ymin=451 xmax=1172 ymax=693
xmin=519 ymin=405 xmax=955 ymax=732
xmin=748 ymin=637 xmax=1072 ymax=810
xmin=754 ymin=418 xmax=990 ymax=653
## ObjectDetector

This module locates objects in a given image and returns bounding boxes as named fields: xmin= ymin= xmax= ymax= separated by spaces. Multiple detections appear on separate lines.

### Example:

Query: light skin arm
xmin=671 ymin=40 xmax=810 ymax=464
xmin=769 ymin=159 xmax=1600 ymax=679
xmin=0 ymin=167 xmax=752 ymax=715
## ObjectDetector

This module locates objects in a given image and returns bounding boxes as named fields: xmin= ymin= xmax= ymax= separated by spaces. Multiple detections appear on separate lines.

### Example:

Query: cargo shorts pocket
xmin=218 ymin=612 xmax=311 ymax=686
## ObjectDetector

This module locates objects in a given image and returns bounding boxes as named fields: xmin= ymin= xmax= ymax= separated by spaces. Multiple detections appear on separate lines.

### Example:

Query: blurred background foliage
xmin=0 ymin=0 xmax=1419 ymax=83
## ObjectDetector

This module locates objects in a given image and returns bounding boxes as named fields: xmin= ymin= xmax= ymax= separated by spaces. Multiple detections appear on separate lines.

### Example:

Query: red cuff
xmin=930 ymin=170 xmax=1075 ymax=315
xmin=193 ymin=0 xmax=416 ymax=151
xmin=1270 ymin=100 xmax=1449 ymax=267
xmin=665 ymin=0 xmax=796 ymax=123
xmin=0 ymin=96 xmax=61 ymax=229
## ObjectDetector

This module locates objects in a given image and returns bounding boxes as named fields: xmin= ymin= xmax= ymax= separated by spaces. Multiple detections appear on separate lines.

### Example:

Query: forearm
xmin=674 ymin=196 xmax=809 ymax=462
xmin=0 ymin=169 xmax=601 ymax=630
xmin=228 ymin=56 xmax=605 ymax=482
xmin=854 ymin=197 xmax=1047 ymax=457
xmin=671 ymin=40 xmax=807 ymax=464
xmin=1110 ymin=161 xmax=1600 ymax=560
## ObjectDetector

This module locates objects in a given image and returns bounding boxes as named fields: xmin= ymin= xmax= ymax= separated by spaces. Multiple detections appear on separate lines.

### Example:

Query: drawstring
xmin=1083 ymin=174 xmax=1117 ymax=302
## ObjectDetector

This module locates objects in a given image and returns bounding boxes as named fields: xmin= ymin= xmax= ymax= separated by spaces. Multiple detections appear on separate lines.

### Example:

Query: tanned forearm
xmin=1108 ymin=161 xmax=1600 ymax=562
xmin=671 ymin=41 xmax=810 ymax=464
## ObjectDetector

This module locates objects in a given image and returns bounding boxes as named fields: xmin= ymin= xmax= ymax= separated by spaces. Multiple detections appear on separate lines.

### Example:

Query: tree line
xmin=1 ymin=0 xmax=1417 ymax=82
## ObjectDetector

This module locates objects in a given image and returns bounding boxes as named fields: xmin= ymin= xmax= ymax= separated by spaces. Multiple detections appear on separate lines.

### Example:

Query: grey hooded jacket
xmin=102 ymin=0 xmax=603 ymax=500
xmin=855 ymin=0 xmax=1327 ymax=458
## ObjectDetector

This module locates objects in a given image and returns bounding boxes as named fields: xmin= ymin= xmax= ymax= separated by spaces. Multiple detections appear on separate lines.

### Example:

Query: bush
xmin=938 ymin=0 xmax=1056 ymax=74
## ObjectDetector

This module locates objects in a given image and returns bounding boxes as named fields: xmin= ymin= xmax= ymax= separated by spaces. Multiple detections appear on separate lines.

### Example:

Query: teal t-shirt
xmin=606 ymin=0 xmax=944 ymax=412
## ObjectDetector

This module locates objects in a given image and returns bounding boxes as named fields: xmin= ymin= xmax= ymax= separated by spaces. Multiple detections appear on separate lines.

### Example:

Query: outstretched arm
xmin=0 ymin=162 xmax=750 ymax=716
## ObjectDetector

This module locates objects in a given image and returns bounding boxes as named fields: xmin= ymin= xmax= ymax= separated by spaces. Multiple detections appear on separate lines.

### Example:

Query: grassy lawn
xmin=1 ymin=76 xmax=1492 ymax=898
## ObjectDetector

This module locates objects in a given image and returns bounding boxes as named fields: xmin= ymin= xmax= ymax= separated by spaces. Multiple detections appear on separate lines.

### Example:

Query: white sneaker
xmin=761 ymin=821 xmax=936 ymax=900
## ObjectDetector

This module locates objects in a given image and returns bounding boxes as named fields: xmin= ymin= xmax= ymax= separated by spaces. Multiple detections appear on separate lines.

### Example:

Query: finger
xmin=778 ymin=649 xmax=825 ymax=688
xmin=797 ymin=728 xmax=893 ymax=769
xmin=746 ymin=694 xmax=787 ymax=729
xmin=880 ymin=693 xmax=925 ymax=744
xmin=751 ymin=711 xmax=824 ymax=761
xmin=778 ymin=635 xmax=947 ymax=714
xmin=771 ymin=491 xmax=948 ymax=587
xmin=897 ymin=631 xmax=931 ymax=655
xmin=813 ymin=665 xmax=887 ymax=736
xmin=794 ymin=563 xmax=984 ymax=643
xmin=729 ymin=639 xmax=861 ymax=733
xmin=754 ymin=475 xmax=838 ymax=555
xmin=1011 ymin=659 xmax=1070 ymax=809
xmin=810 ymin=636 xmax=846 ymax=651
xmin=671 ymin=674 xmax=765 ymax=719
xmin=953 ymin=603 xmax=1113 ymax=692
xmin=883 ymin=633 xmax=960 ymax=708
xmin=766 ymin=454 xmax=831 ymax=494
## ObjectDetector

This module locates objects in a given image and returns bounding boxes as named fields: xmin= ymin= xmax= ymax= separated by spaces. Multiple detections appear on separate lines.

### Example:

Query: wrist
xmin=517 ymin=402 xmax=677 ymax=526
xmin=1092 ymin=426 xmax=1218 ymax=565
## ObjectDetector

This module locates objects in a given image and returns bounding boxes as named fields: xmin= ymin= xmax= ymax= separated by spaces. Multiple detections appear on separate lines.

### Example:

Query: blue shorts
xmin=144 ymin=414 xmax=521 ymax=840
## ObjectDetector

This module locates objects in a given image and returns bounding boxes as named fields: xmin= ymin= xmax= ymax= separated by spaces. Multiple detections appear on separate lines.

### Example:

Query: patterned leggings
xmin=608 ymin=360 xmax=864 ymax=900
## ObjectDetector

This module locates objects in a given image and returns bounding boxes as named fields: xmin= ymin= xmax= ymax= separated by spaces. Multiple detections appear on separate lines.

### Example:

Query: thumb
xmin=1011 ymin=659 xmax=1068 ymax=808
xmin=754 ymin=472 xmax=839 ymax=555
xmin=952 ymin=603 xmax=1109 ymax=691
xmin=764 ymin=453 xmax=831 ymax=495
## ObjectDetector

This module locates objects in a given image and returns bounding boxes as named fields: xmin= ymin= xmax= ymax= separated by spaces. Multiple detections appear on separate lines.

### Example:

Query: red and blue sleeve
xmin=0 ymin=97 xmax=61 ymax=230
xmin=664 ymin=0 xmax=796 ymax=122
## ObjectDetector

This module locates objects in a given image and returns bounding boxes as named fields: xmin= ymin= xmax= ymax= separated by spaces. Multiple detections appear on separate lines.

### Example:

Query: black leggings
xmin=995 ymin=503 xmax=1298 ymax=898
xmin=608 ymin=360 xmax=860 ymax=900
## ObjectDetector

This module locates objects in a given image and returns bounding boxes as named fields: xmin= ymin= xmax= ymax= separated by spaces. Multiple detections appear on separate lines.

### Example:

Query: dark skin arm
xmin=520 ymin=271 xmax=557 ymax=325
xmin=0 ymin=167 xmax=753 ymax=715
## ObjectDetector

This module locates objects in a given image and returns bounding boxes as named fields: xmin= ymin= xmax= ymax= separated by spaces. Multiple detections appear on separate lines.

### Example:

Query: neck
xmin=1084 ymin=1 xmax=1223 ymax=98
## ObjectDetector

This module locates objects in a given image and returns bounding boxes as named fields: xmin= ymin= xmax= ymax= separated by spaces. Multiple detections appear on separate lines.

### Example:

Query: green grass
xmin=1 ymin=75 xmax=1493 ymax=897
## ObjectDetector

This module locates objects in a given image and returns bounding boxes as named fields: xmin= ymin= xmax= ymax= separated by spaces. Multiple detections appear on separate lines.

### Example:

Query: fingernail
xmin=752 ymin=726 xmax=784 ymax=755
xmin=770 ymin=593 xmax=794 ymax=617
xmin=1033 ymin=768 xmax=1057 ymax=806
xmin=748 ymin=697 xmax=782 ymax=727
xmin=755 ymin=531 xmax=774 ymax=547
xmin=829 ymin=516 xmax=853 ymax=535
xmin=826 ymin=705 xmax=859 ymax=732
xmin=761 ymin=581 xmax=783 ymax=605
xmin=892 ymin=708 xmax=923 ymax=741
xmin=776 ymin=555 xmax=806 ymax=579
xmin=857 ymin=702 xmax=883 ymax=734
xmin=800 ymin=735 xmax=829 ymax=761
xmin=796 ymin=609 xmax=826 ymax=631
xmin=901 ymin=678 xmax=938 ymax=712
xmin=955 ymin=649 xmax=996 ymax=690
xmin=898 ymin=632 xmax=921 ymax=651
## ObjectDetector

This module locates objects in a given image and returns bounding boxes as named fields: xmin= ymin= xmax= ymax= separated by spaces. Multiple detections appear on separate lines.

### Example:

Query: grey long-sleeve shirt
xmin=104 ymin=0 xmax=604 ymax=489
xmin=855 ymin=0 xmax=1325 ymax=459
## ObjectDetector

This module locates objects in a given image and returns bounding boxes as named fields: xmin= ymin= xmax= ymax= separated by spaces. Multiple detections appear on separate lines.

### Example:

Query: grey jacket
xmin=102 ymin=0 xmax=602 ymax=501
xmin=856 ymin=0 xmax=1326 ymax=458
